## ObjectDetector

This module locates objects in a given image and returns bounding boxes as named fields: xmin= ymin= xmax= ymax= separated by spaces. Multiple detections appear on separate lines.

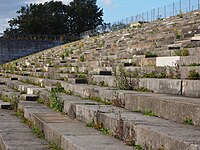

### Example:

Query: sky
xmin=0 ymin=0 xmax=179 ymax=33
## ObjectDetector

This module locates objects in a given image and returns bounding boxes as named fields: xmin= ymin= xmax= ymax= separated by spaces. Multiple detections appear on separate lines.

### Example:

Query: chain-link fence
xmin=80 ymin=0 xmax=200 ymax=37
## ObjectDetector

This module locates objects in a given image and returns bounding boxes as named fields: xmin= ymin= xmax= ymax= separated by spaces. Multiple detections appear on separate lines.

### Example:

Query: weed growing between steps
xmin=133 ymin=109 xmax=158 ymax=117
xmin=50 ymin=83 xmax=65 ymax=112
xmin=15 ymin=110 xmax=63 ymax=150
xmin=37 ymin=98 xmax=45 ymax=104
xmin=113 ymin=65 xmax=135 ymax=90
xmin=15 ymin=110 xmax=45 ymax=139
xmin=188 ymin=70 xmax=200 ymax=80
xmin=113 ymin=112 xmax=136 ymax=146
xmin=183 ymin=118 xmax=194 ymax=125
xmin=86 ymin=122 xmax=111 ymax=135
xmin=143 ymin=110 xmax=157 ymax=117
xmin=133 ymin=144 xmax=145 ymax=150
xmin=47 ymin=142 xmax=63 ymax=150
xmin=113 ymin=65 xmax=153 ymax=92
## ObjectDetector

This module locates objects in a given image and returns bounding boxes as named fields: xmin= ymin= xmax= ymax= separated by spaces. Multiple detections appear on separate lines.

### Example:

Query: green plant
xmin=86 ymin=122 xmax=94 ymax=128
xmin=158 ymin=72 xmax=167 ymax=78
xmin=188 ymin=63 xmax=200 ymax=66
xmin=89 ymin=96 xmax=112 ymax=105
xmin=183 ymin=118 xmax=194 ymax=125
xmin=143 ymin=110 xmax=157 ymax=117
xmin=144 ymin=51 xmax=158 ymax=58
xmin=65 ymin=89 xmax=74 ymax=95
xmin=174 ymin=29 xmax=181 ymax=39
xmin=133 ymin=144 xmax=145 ymax=150
xmin=175 ymin=49 xmax=189 ymax=56
xmin=136 ymin=87 xmax=152 ymax=92
xmin=47 ymin=142 xmax=63 ymax=150
xmin=37 ymin=98 xmax=45 ymax=104
xmin=142 ymin=72 xmax=157 ymax=78
xmin=113 ymin=65 xmax=135 ymax=90
xmin=49 ymin=84 xmax=65 ymax=112
xmin=188 ymin=70 xmax=200 ymax=80
xmin=80 ymin=55 xmax=85 ymax=62
xmin=99 ymin=81 xmax=108 ymax=87
xmin=32 ymin=126 xmax=45 ymax=139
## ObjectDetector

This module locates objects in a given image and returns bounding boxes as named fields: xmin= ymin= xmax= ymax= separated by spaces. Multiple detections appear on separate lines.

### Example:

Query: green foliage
xmin=47 ymin=142 xmax=63 ymax=150
xmin=158 ymin=72 xmax=167 ymax=78
xmin=99 ymin=81 xmax=108 ymax=87
xmin=188 ymin=63 xmax=200 ymax=66
xmin=49 ymin=84 xmax=65 ymax=112
xmin=142 ymin=72 xmax=167 ymax=79
xmin=142 ymin=72 xmax=157 ymax=78
xmin=89 ymin=96 xmax=112 ymax=105
xmin=133 ymin=145 xmax=145 ymax=150
xmin=37 ymin=98 xmax=45 ymax=104
xmin=80 ymin=55 xmax=85 ymax=62
xmin=114 ymin=65 xmax=134 ymax=90
xmin=143 ymin=110 xmax=157 ymax=117
xmin=136 ymin=87 xmax=152 ymax=92
xmin=183 ymin=118 xmax=194 ymax=125
xmin=144 ymin=51 xmax=157 ymax=58
xmin=174 ymin=29 xmax=181 ymax=39
xmin=4 ymin=0 xmax=103 ymax=39
xmin=86 ymin=122 xmax=94 ymax=128
xmin=175 ymin=49 xmax=189 ymax=56
xmin=86 ymin=122 xmax=111 ymax=135
xmin=188 ymin=70 xmax=200 ymax=80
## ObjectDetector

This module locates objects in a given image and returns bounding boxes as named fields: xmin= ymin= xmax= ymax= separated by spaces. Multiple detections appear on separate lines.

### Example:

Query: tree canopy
xmin=4 ymin=0 xmax=103 ymax=40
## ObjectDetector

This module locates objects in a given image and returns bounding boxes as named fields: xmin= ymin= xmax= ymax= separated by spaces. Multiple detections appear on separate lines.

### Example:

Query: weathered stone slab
xmin=21 ymin=94 xmax=39 ymax=101
xmin=0 ymin=100 xmax=11 ymax=109
xmin=0 ymin=110 xmax=47 ymax=150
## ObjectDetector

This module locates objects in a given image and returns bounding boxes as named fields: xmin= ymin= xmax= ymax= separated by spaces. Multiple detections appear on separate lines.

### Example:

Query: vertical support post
xmin=189 ymin=0 xmax=191 ymax=12
xmin=158 ymin=7 xmax=160 ymax=19
xmin=164 ymin=5 xmax=166 ymax=18
xmin=173 ymin=2 xmax=175 ymax=16
xmin=180 ymin=0 xmax=182 ymax=13
xmin=198 ymin=0 xmax=200 ymax=10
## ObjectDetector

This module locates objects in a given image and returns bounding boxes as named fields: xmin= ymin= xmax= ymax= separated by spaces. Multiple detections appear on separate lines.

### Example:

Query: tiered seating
xmin=0 ymin=10 xmax=200 ymax=150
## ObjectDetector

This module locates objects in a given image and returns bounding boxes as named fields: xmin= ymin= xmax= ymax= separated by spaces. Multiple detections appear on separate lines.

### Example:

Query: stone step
xmin=0 ymin=109 xmax=48 ymax=150
xmin=60 ymin=94 xmax=200 ymax=149
xmin=2 ymin=75 xmax=200 ymax=127
xmin=12 ymin=80 xmax=200 ymax=150
xmin=0 ymin=100 xmax=11 ymax=109
xmin=20 ymin=94 xmax=39 ymax=101
xmin=68 ymin=78 xmax=87 ymax=84
xmin=18 ymin=101 xmax=133 ymax=150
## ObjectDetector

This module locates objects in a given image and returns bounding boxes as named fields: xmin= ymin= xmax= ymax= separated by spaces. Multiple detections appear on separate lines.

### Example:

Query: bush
xmin=144 ymin=51 xmax=158 ymax=58
xmin=188 ymin=70 xmax=200 ymax=80
xmin=175 ymin=49 xmax=189 ymax=56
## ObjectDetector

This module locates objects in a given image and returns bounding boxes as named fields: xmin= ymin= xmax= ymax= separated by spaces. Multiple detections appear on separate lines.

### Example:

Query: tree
xmin=4 ymin=0 xmax=103 ymax=40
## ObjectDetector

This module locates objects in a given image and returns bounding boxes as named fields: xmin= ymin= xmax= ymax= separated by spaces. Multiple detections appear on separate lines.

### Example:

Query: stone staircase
xmin=0 ymin=10 xmax=200 ymax=150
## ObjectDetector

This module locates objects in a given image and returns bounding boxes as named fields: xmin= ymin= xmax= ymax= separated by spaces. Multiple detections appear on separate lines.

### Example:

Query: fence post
xmin=199 ymin=0 xmax=200 ymax=10
xmin=164 ymin=5 xmax=166 ymax=18
xmin=189 ymin=0 xmax=191 ymax=12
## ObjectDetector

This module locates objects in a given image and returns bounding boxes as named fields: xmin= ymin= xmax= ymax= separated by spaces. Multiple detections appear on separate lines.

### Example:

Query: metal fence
xmin=80 ymin=0 xmax=200 ymax=37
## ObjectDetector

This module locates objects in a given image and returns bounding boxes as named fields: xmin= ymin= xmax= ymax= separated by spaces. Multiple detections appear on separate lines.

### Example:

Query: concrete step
xmin=61 ymin=94 xmax=200 ymax=149
xmin=18 ymin=101 xmax=133 ymax=150
xmin=2 ymin=74 xmax=200 ymax=126
xmin=14 ymin=81 xmax=200 ymax=150
xmin=0 ymin=100 xmax=11 ymax=109
xmin=0 ymin=109 xmax=48 ymax=150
